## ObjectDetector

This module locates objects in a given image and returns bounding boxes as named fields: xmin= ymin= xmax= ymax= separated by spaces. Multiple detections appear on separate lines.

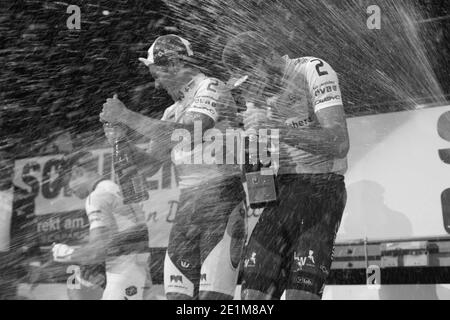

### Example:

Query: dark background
xmin=0 ymin=0 xmax=449 ymax=158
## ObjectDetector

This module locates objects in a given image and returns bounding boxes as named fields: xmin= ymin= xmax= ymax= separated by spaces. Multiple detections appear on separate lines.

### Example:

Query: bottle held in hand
xmin=108 ymin=123 xmax=149 ymax=204
xmin=243 ymin=133 xmax=278 ymax=209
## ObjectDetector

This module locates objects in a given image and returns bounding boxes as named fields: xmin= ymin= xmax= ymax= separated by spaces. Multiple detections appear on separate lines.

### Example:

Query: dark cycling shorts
xmin=165 ymin=176 xmax=246 ymax=298
xmin=241 ymin=173 xmax=346 ymax=298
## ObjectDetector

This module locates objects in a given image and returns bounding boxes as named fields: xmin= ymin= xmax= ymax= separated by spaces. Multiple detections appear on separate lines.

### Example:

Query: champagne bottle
xmin=112 ymin=129 xmax=149 ymax=204
xmin=243 ymin=132 xmax=278 ymax=209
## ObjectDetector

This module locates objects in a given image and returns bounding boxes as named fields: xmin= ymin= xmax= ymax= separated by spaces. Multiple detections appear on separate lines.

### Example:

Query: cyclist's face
xmin=148 ymin=63 xmax=181 ymax=98
xmin=149 ymin=64 xmax=169 ymax=88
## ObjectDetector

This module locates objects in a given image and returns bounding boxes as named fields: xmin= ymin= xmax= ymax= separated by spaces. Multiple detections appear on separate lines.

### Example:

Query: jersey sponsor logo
xmin=194 ymin=98 xmax=211 ymax=105
xmin=194 ymin=95 xmax=219 ymax=103
xmin=192 ymin=97 xmax=220 ymax=114
xmin=125 ymin=285 xmax=138 ymax=297
xmin=170 ymin=275 xmax=183 ymax=283
xmin=315 ymin=95 xmax=341 ymax=106
xmin=294 ymin=57 xmax=310 ymax=66
xmin=200 ymin=273 xmax=207 ymax=282
xmin=190 ymin=104 xmax=217 ymax=116
xmin=312 ymin=80 xmax=336 ymax=90
xmin=314 ymin=85 xmax=338 ymax=97
xmin=194 ymin=96 xmax=219 ymax=104
xmin=286 ymin=116 xmax=313 ymax=129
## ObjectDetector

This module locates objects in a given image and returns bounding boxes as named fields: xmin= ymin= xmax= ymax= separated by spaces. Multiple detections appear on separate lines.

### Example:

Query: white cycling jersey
xmin=268 ymin=56 xmax=348 ymax=175
xmin=86 ymin=179 xmax=149 ymax=300
xmin=161 ymin=73 xmax=240 ymax=189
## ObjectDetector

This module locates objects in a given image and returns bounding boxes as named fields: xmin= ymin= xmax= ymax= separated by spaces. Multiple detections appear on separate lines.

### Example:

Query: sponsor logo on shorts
xmin=320 ymin=264 xmax=329 ymax=276
xmin=294 ymin=250 xmax=316 ymax=271
xmin=170 ymin=275 xmax=183 ymax=283
xmin=125 ymin=285 xmax=137 ymax=297
xmin=244 ymin=252 xmax=257 ymax=268
xmin=296 ymin=276 xmax=313 ymax=286
xmin=180 ymin=260 xmax=191 ymax=269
